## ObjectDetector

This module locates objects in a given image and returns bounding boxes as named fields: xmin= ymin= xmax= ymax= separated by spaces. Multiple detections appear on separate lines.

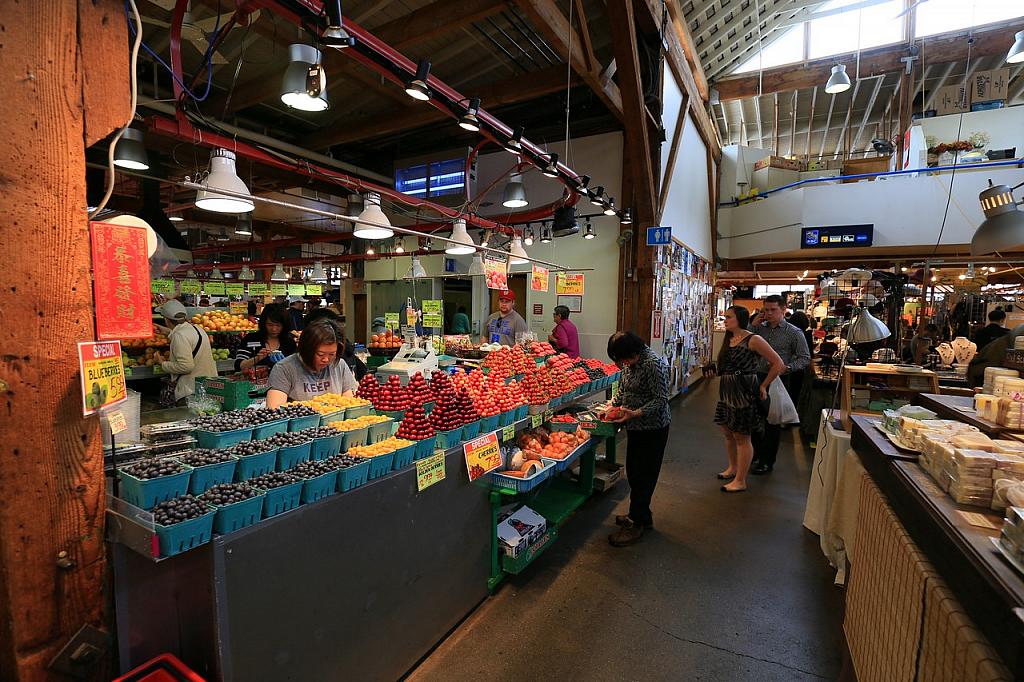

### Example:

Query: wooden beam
xmin=664 ymin=0 xmax=709 ymax=101
xmin=301 ymin=65 xmax=575 ymax=148
xmin=572 ymin=0 xmax=598 ymax=74
xmin=512 ymin=0 xmax=623 ymax=119
xmin=716 ymin=23 xmax=1022 ymax=101
xmin=0 ymin=1 xmax=129 ymax=679
xmin=373 ymin=0 xmax=509 ymax=51
xmin=658 ymin=95 xmax=691 ymax=222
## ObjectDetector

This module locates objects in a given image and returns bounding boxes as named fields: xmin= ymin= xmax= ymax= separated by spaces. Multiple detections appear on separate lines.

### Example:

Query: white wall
xmin=720 ymin=144 xmax=772 ymax=202
xmin=919 ymin=105 xmax=1024 ymax=158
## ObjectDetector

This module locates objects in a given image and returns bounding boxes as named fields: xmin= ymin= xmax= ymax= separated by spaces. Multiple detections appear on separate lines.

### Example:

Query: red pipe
xmin=464 ymin=141 xmax=580 ymax=223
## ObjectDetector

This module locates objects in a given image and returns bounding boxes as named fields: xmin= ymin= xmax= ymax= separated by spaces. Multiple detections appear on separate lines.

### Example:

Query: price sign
xmin=422 ymin=299 xmax=442 ymax=314
xmin=226 ymin=283 xmax=245 ymax=296
xmin=384 ymin=312 xmax=399 ymax=330
xmin=107 ymin=410 xmax=128 ymax=436
xmin=463 ymin=431 xmax=502 ymax=481
xmin=556 ymin=272 xmax=585 ymax=295
xmin=288 ymin=284 xmax=306 ymax=296
xmin=416 ymin=451 xmax=446 ymax=491
xmin=531 ymin=414 xmax=542 ymax=428
xmin=180 ymin=279 xmax=201 ymax=294
xmin=501 ymin=424 xmax=516 ymax=442
xmin=611 ymin=380 xmax=620 ymax=397
xmin=248 ymin=283 xmax=268 ymax=296
xmin=229 ymin=302 xmax=248 ymax=315
xmin=205 ymin=281 xmax=225 ymax=295
xmin=77 ymin=341 xmax=128 ymax=416
xmin=270 ymin=284 xmax=287 ymax=297
xmin=305 ymin=284 xmax=322 ymax=296
xmin=406 ymin=307 xmax=418 ymax=327
xmin=544 ymin=409 xmax=554 ymax=422
xmin=150 ymin=278 xmax=175 ymax=294
xmin=484 ymin=257 xmax=507 ymax=290
xmin=422 ymin=313 xmax=443 ymax=328
xmin=531 ymin=264 xmax=549 ymax=292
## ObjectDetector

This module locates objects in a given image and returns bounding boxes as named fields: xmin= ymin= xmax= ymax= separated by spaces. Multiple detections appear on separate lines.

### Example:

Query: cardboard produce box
xmin=971 ymin=67 xmax=1009 ymax=104
xmin=753 ymin=155 xmax=802 ymax=172
xmin=936 ymin=84 xmax=970 ymax=115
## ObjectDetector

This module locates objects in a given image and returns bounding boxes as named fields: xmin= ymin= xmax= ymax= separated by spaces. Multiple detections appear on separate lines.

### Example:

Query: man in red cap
xmin=486 ymin=289 xmax=528 ymax=346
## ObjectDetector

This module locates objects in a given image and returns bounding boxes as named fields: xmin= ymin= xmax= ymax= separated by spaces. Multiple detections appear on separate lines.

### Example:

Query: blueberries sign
xmin=801 ymin=224 xmax=873 ymax=249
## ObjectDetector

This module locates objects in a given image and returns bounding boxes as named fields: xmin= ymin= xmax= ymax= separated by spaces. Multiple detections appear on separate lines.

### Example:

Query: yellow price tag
xmin=416 ymin=451 xmax=446 ymax=491
xmin=463 ymin=432 xmax=502 ymax=481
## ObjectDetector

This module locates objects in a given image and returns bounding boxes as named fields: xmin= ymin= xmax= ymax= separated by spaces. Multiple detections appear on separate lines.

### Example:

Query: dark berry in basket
xmin=228 ymin=440 xmax=275 ymax=457
xmin=323 ymin=454 xmax=363 ymax=469
xmin=177 ymin=448 xmax=233 ymax=467
xmin=153 ymin=495 xmax=209 ymax=526
xmin=264 ymin=431 xmax=313 ymax=448
xmin=122 ymin=458 xmax=186 ymax=480
xmin=198 ymin=482 xmax=259 ymax=506
xmin=190 ymin=411 xmax=252 ymax=432
xmin=301 ymin=426 xmax=340 ymax=439
xmin=248 ymin=471 xmax=299 ymax=490
xmin=290 ymin=459 xmax=337 ymax=478
xmin=275 ymin=404 xmax=318 ymax=419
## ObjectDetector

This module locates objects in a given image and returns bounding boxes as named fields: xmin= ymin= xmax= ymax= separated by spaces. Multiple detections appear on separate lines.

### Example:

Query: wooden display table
xmin=840 ymin=366 xmax=939 ymax=430
xmin=916 ymin=393 xmax=1007 ymax=436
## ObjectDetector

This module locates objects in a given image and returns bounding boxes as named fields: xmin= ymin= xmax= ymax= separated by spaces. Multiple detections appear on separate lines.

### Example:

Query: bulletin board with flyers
xmin=649 ymin=241 xmax=714 ymax=397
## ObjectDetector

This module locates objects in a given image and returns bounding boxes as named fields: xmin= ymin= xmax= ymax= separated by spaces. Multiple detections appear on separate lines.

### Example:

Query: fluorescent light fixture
xmin=504 ymin=126 xmax=524 ymax=153
xmin=445 ymin=219 xmax=476 ymax=255
xmin=195 ymin=148 xmax=255 ymax=213
xmin=270 ymin=263 xmax=289 ymax=281
xmin=1008 ymin=31 xmax=1024 ymax=64
xmin=280 ymin=44 xmax=329 ymax=111
xmin=825 ymin=64 xmax=851 ymax=94
xmin=542 ymin=153 xmax=559 ymax=178
xmin=509 ymin=236 xmax=529 ymax=265
xmin=583 ymin=220 xmax=596 ymax=239
xmin=972 ymin=181 xmax=1024 ymax=255
xmin=406 ymin=256 xmax=427 ymax=279
xmin=459 ymin=97 xmax=481 ymax=131
xmin=405 ymin=60 xmax=431 ymax=101
xmin=113 ymin=128 xmax=150 ymax=170
xmin=353 ymin=192 xmax=394 ymax=239
xmin=502 ymin=174 xmax=528 ymax=208
xmin=310 ymin=261 xmax=328 ymax=282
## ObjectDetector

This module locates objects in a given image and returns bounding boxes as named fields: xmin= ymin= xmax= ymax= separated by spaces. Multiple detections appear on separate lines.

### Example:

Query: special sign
xmin=556 ymin=272 xmax=585 ymax=295
xmin=89 ymin=221 xmax=152 ymax=340
xmin=531 ymin=264 xmax=549 ymax=292
xmin=77 ymin=340 xmax=128 ymax=416
xmin=463 ymin=431 xmax=502 ymax=481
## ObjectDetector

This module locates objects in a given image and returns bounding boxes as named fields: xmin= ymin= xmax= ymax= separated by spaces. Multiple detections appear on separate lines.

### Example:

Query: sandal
xmin=720 ymin=485 xmax=747 ymax=493
xmin=717 ymin=472 xmax=736 ymax=480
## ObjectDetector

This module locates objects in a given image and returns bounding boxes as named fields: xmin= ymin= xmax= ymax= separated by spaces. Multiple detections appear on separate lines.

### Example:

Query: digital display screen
xmin=801 ymin=224 xmax=873 ymax=248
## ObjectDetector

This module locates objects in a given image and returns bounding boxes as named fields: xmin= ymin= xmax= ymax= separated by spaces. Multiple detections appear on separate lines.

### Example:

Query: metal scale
xmin=376 ymin=330 xmax=439 ymax=384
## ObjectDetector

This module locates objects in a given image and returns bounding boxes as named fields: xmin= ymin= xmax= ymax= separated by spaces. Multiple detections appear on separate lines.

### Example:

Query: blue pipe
xmin=719 ymin=158 xmax=1024 ymax=208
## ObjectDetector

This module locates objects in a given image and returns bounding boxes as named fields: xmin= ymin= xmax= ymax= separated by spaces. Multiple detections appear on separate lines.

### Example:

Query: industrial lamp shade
xmin=1007 ymin=31 xmax=1024 ymax=64
xmin=459 ymin=98 xmax=481 ymax=132
xmin=209 ymin=266 xmax=225 ymax=280
xmin=114 ymin=128 xmax=150 ymax=170
xmin=825 ymin=64 xmax=851 ymax=94
xmin=323 ymin=0 xmax=355 ymax=49
xmin=270 ymin=263 xmax=289 ymax=281
xmin=195 ymin=148 xmax=255 ymax=213
xmin=468 ymin=255 xmax=485 ymax=275
xmin=509 ymin=236 xmax=529 ymax=265
xmin=309 ymin=261 xmax=328 ymax=282
xmin=353 ymin=192 xmax=394 ymax=240
xmin=847 ymin=307 xmax=891 ymax=344
xmin=238 ymin=264 xmax=254 ymax=281
xmin=971 ymin=182 xmax=1024 ymax=255
xmin=405 ymin=60 xmax=431 ymax=101
xmin=583 ymin=221 xmax=596 ymax=239
xmin=445 ymin=219 xmax=476 ymax=255
xmin=502 ymin=175 xmax=528 ymax=208
xmin=406 ymin=257 xmax=428 ymax=279
xmin=542 ymin=153 xmax=559 ymax=178
xmin=281 ymin=44 xmax=329 ymax=111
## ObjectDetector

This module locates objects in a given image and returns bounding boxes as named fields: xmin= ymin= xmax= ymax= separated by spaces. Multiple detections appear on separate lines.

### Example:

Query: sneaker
xmin=609 ymin=522 xmax=645 ymax=547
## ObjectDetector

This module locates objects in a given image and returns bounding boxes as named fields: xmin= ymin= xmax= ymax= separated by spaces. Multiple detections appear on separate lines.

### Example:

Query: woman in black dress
xmin=711 ymin=306 xmax=785 ymax=492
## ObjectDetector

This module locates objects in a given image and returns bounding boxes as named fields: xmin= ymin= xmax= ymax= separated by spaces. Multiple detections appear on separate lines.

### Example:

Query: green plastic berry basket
xmin=392 ymin=443 xmax=416 ymax=470
xmin=413 ymin=436 xmax=438 ymax=461
xmin=251 ymin=418 xmax=288 ymax=440
xmin=118 ymin=464 xmax=193 ymax=510
xmin=155 ymin=509 xmax=215 ymax=558
xmin=336 ymin=459 xmax=371 ymax=492
xmin=310 ymin=433 xmax=344 ymax=460
xmin=187 ymin=459 xmax=238 ymax=495
xmin=259 ymin=479 xmax=303 ymax=518
xmin=299 ymin=470 xmax=339 ymax=503
xmin=365 ymin=453 xmax=396 ymax=480
xmin=288 ymin=414 xmax=321 ymax=432
xmin=194 ymin=426 xmax=252 ymax=450
xmin=367 ymin=418 xmax=395 ymax=444
xmin=233 ymin=448 xmax=278 ymax=481
xmin=338 ymin=426 xmax=369 ymax=452
xmin=276 ymin=441 xmax=312 ymax=471
xmin=210 ymin=492 xmax=265 ymax=534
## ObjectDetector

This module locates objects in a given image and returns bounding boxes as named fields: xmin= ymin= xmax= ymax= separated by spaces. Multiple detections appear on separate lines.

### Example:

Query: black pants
xmin=752 ymin=372 xmax=792 ymax=468
xmin=625 ymin=426 xmax=670 ymax=527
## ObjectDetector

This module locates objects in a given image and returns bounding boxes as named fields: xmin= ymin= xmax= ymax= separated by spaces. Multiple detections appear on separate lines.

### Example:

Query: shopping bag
xmin=767 ymin=376 xmax=799 ymax=425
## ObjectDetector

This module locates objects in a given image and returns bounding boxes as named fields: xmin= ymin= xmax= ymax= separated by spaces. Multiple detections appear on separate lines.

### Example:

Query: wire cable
xmin=124 ymin=0 xmax=217 ymax=103
xmin=930 ymin=35 xmax=972 ymax=255
xmin=90 ymin=0 xmax=143 ymax=219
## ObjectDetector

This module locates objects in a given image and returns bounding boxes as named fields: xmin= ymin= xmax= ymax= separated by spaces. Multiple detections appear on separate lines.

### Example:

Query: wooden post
xmin=0 ymin=1 xmax=129 ymax=679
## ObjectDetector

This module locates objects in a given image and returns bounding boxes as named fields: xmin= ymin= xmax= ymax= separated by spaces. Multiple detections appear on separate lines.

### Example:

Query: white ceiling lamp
xmin=502 ymin=174 xmax=528 ymax=208
xmin=280 ymin=44 xmax=329 ymax=112
xmin=405 ymin=59 xmax=432 ymax=101
xmin=353 ymin=192 xmax=394 ymax=239
xmin=113 ymin=128 xmax=150 ymax=170
xmin=445 ymin=219 xmax=476 ymax=255
xmin=394 ymin=239 xmax=405 ymax=254
xmin=309 ymin=260 xmax=328 ymax=282
xmin=583 ymin=219 xmax=596 ymax=240
xmin=1007 ymin=31 xmax=1024 ymax=64
xmin=238 ymin=264 xmax=255 ymax=281
xmin=468 ymin=254 xmax=485 ymax=276
xmin=209 ymin=265 xmax=225 ymax=280
xmin=848 ymin=307 xmax=891 ymax=344
xmin=270 ymin=263 xmax=289 ymax=281
xmin=509 ymin=236 xmax=529 ymax=265
xmin=825 ymin=64 xmax=851 ymax=94
xmin=168 ymin=214 xmax=184 ymax=222
xmin=195 ymin=148 xmax=255 ymax=213
xmin=459 ymin=97 xmax=481 ymax=132
xmin=406 ymin=256 xmax=427 ymax=279
xmin=366 ymin=244 xmax=375 ymax=255
xmin=541 ymin=153 xmax=559 ymax=178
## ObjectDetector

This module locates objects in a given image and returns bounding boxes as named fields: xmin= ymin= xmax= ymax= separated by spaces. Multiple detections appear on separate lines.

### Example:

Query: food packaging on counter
xmin=497 ymin=505 xmax=547 ymax=559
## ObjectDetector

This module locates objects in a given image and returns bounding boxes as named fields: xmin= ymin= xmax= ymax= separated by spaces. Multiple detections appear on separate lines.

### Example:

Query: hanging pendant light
xmin=406 ymin=256 xmax=428 ymax=279
xmin=468 ymin=255 xmax=485 ymax=276
xmin=1007 ymin=31 xmax=1024 ymax=64
xmin=323 ymin=0 xmax=355 ymax=48
xmin=185 ymin=267 xmax=198 ymax=279
xmin=210 ymin=265 xmax=225 ymax=280
xmin=270 ymin=263 xmax=289 ymax=281
xmin=423 ymin=237 xmax=433 ymax=251
xmin=114 ymin=128 xmax=150 ymax=170
xmin=394 ymin=239 xmax=405 ymax=254
xmin=502 ymin=174 xmax=528 ymax=208
xmin=540 ymin=223 xmax=553 ymax=244
xmin=603 ymin=198 xmax=617 ymax=216
xmin=405 ymin=60 xmax=432 ymax=100
xmin=480 ymin=229 xmax=492 ymax=248
xmin=459 ymin=97 xmax=481 ymax=131
xmin=504 ymin=126 xmax=524 ymax=153
xmin=574 ymin=174 xmax=591 ymax=195
xmin=509 ymin=236 xmax=529 ymax=265
xmin=971 ymin=181 xmax=1024 ymax=255
xmin=309 ymin=261 xmax=328 ymax=282
xmin=445 ymin=219 xmax=476 ymax=255
xmin=825 ymin=64 xmax=851 ymax=94
xmin=524 ymin=224 xmax=535 ymax=246
xmin=235 ymin=215 xmax=253 ymax=236
xmin=169 ymin=214 xmax=184 ymax=222
xmin=589 ymin=186 xmax=606 ymax=206
xmin=621 ymin=208 xmax=632 ymax=225
xmin=366 ymin=244 xmax=375 ymax=255
xmin=281 ymin=44 xmax=329 ymax=111
xmin=583 ymin=219 xmax=596 ymax=240
xmin=195 ymin=148 xmax=255 ymax=213
xmin=848 ymin=307 xmax=891 ymax=344
xmin=353 ymin=192 xmax=394 ymax=239
xmin=542 ymin=153 xmax=559 ymax=178
xmin=238 ymin=264 xmax=255 ymax=281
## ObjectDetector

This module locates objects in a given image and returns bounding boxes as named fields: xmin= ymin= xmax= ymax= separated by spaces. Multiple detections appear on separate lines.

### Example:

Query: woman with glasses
xmin=266 ymin=320 xmax=357 ymax=408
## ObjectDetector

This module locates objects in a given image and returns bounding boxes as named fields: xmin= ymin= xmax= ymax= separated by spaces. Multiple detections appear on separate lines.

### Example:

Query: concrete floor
xmin=410 ymin=381 xmax=844 ymax=681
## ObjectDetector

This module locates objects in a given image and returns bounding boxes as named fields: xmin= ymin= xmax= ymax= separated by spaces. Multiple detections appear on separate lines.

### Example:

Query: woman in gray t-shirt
xmin=267 ymin=321 xmax=357 ymax=407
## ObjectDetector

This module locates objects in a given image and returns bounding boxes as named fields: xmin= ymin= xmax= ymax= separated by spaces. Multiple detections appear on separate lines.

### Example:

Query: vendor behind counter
xmin=266 ymin=320 xmax=357 ymax=408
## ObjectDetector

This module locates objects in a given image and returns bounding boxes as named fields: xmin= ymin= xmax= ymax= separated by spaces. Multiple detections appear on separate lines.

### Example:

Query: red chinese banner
xmin=90 ymin=221 xmax=152 ymax=340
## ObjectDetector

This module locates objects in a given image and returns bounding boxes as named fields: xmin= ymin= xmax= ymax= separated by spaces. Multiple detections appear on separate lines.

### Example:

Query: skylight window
xmin=807 ymin=0 xmax=903 ymax=59
xmin=915 ymin=0 xmax=1024 ymax=39
xmin=732 ymin=26 xmax=805 ymax=74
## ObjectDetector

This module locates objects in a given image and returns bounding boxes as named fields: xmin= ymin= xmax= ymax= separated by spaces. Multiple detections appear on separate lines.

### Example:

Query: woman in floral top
xmin=603 ymin=332 xmax=671 ymax=547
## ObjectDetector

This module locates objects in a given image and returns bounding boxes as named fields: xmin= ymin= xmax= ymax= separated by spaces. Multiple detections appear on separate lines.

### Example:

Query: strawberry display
xmin=545 ymin=353 xmax=574 ymax=372
xmin=568 ymin=367 xmax=590 ymax=388
xmin=505 ymin=379 xmax=527 ymax=407
xmin=602 ymin=363 xmax=619 ymax=376
xmin=456 ymin=387 xmax=481 ymax=424
xmin=520 ymin=373 xmax=548 ymax=405
xmin=529 ymin=341 xmax=555 ymax=356
xmin=407 ymin=372 xmax=433 ymax=406
xmin=430 ymin=390 xmax=463 ymax=431
xmin=395 ymin=405 xmax=435 ymax=440
xmin=356 ymin=374 xmax=381 ymax=402
xmin=373 ymin=375 xmax=410 ymax=412
xmin=452 ymin=368 xmax=486 ymax=400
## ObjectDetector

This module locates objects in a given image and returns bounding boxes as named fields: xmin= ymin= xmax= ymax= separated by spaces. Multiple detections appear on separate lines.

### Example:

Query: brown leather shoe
xmin=609 ymin=522 xmax=645 ymax=547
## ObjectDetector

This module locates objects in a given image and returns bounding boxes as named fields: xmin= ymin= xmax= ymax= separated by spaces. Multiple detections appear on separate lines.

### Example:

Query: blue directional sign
xmin=646 ymin=226 xmax=672 ymax=246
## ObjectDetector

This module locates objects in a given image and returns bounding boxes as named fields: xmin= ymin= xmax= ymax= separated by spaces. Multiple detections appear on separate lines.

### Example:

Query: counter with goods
xmin=845 ymin=399 xmax=1024 ymax=680
xmin=106 ymin=350 xmax=622 ymax=680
